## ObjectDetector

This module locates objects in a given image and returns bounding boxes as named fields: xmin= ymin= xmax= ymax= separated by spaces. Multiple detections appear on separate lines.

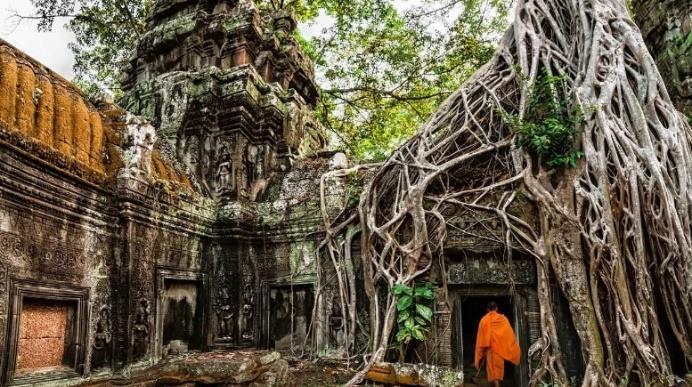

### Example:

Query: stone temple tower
xmin=119 ymin=0 xmax=326 ymax=201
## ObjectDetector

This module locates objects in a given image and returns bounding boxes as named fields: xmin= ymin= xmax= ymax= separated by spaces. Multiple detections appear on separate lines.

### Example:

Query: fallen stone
xmin=365 ymin=362 xmax=463 ymax=387
xmin=269 ymin=359 xmax=289 ymax=382
xmin=238 ymin=356 xmax=260 ymax=374
xmin=235 ymin=357 xmax=270 ymax=384
xmin=249 ymin=371 xmax=277 ymax=387
xmin=259 ymin=351 xmax=281 ymax=366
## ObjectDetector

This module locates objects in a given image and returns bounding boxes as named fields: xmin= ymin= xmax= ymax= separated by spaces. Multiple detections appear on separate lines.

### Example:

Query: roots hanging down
xmin=317 ymin=0 xmax=692 ymax=385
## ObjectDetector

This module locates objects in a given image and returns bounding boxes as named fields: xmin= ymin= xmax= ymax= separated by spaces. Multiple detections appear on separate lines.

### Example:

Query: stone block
xmin=16 ymin=337 xmax=65 ymax=370
xmin=0 ymin=50 xmax=17 ymax=129
xmin=259 ymin=351 xmax=281 ymax=365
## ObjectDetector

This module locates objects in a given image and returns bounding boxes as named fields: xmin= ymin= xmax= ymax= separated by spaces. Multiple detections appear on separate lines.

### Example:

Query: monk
xmin=474 ymin=301 xmax=521 ymax=387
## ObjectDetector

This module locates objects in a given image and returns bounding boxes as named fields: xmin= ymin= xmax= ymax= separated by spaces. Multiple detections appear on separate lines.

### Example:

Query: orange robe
xmin=474 ymin=311 xmax=521 ymax=382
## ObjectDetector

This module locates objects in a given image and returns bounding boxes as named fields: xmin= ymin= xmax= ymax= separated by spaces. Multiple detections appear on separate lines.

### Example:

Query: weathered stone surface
xmin=633 ymin=0 xmax=692 ymax=117
xmin=259 ymin=351 xmax=281 ymax=366
xmin=366 ymin=362 xmax=463 ymax=387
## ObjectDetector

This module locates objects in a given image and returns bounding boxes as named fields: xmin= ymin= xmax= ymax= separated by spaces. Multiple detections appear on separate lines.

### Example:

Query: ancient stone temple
xmin=0 ymin=0 xmax=337 ymax=384
xmin=0 ymin=1 xmax=565 ymax=386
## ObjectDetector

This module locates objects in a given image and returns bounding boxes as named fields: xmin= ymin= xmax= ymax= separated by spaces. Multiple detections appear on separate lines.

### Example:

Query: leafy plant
xmin=391 ymin=281 xmax=435 ymax=362
xmin=505 ymin=69 xmax=584 ymax=168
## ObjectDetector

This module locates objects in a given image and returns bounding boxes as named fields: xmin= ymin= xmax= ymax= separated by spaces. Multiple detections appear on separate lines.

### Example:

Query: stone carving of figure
xmin=161 ymin=83 xmax=187 ymax=138
xmin=255 ymin=146 xmax=265 ymax=178
xmin=92 ymin=306 xmax=112 ymax=369
xmin=122 ymin=113 xmax=157 ymax=176
xmin=215 ymin=144 xmax=233 ymax=194
xmin=216 ymin=287 xmax=234 ymax=340
xmin=200 ymin=136 xmax=213 ymax=194
xmin=240 ymin=284 xmax=254 ymax=343
xmin=218 ymin=304 xmax=234 ymax=340
xmin=329 ymin=301 xmax=346 ymax=352
xmin=184 ymin=136 xmax=200 ymax=173
xmin=273 ymin=14 xmax=295 ymax=39
xmin=237 ymin=140 xmax=249 ymax=198
xmin=247 ymin=145 xmax=259 ymax=182
xmin=132 ymin=298 xmax=150 ymax=360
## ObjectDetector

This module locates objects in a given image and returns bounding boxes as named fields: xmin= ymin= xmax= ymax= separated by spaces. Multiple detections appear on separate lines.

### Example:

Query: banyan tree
xmin=318 ymin=0 xmax=692 ymax=385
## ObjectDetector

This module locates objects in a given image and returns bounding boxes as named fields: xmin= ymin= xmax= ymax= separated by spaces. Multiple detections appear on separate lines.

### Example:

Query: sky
xmin=0 ymin=0 xmax=448 ymax=81
xmin=0 ymin=0 xmax=77 ymax=78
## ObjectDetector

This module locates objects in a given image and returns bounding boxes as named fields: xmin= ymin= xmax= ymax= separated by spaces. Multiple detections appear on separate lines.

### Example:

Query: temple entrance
xmin=161 ymin=280 xmax=204 ymax=356
xmin=454 ymin=295 xmax=516 ymax=386
xmin=155 ymin=268 xmax=207 ymax=359
xmin=266 ymin=284 xmax=314 ymax=351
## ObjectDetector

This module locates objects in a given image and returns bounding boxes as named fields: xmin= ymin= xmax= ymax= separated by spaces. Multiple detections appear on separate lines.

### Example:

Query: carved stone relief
xmin=240 ymin=284 xmax=254 ymax=343
xmin=328 ymin=297 xmax=346 ymax=352
xmin=132 ymin=297 xmax=151 ymax=361
xmin=0 ymin=262 xmax=6 ymax=294
xmin=120 ymin=113 xmax=157 ymax=179
xmin=447 ymin=254 xmax=536 ymax=285
xmin=131 ymin=229 xmax=201 ymax=269
xmin=0 ymin=229 xmax=90 ymax=280
xmin=215 ymin=140 xmax=234 ymax=196
xmin=211 ymin=243 xmax=237 ymax=344
xmin=92 ymin=306 xmax=113 ymax=369
xmin=183 ymin=135 xmax=200 ymax=175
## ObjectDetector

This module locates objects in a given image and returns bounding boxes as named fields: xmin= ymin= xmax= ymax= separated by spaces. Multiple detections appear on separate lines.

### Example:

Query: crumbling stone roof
xmin=0 ymin=38 xmax=198 ymax=193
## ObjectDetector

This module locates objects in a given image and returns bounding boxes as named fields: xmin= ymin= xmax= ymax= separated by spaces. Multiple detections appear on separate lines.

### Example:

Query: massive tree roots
xmin=317 ymin=0 xmax=692 ymax=385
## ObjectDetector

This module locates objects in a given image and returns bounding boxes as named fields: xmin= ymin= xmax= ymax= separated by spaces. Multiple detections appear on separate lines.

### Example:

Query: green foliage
xmin=346 ymin=171 xmax=361 ymax=207
xmin=506 ymin=69 xmax=584 ymax=168
xmin=392 ymin=282 xmax=435 ymax=352
xmin=23 ymin=0 xmax=508 ymax=160
xmin=310 ymin=0 xmax=508 ymax=160
xmin=27 ymin=0 xmax=152 ymax=99
xmin=662 ymin=31 xmax=692 ymax=60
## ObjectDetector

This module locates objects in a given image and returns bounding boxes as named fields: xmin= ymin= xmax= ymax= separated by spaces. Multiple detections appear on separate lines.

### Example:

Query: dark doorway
xmin=454 ymin=295 xmax=517 ymax=387
xmin=162 ymin=280 xmax=204 ymax=356
xmin=268 ymin=285 xmax=314 ymax=350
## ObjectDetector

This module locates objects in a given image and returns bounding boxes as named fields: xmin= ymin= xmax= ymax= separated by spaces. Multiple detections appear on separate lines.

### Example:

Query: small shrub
xmin=505 ymin=69 xmax=584 ymax=168
xmin=392 ymin=282 xmax=435 ymax=362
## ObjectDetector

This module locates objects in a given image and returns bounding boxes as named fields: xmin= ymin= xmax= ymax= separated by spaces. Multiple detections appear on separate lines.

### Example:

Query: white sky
xmin=0 ymin=0 xmax=77 ymax=78
xmin=0 ymin=0 xmax=445 ymax=80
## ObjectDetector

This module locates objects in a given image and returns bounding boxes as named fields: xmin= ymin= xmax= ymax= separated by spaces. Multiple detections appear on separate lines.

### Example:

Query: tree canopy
xmin=19 ymin=0 xmax=509 ymax=160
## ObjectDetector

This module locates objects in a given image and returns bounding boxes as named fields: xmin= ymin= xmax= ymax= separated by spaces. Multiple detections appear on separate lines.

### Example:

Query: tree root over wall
xmin=317 ymin=0 xmax=692 ymax=385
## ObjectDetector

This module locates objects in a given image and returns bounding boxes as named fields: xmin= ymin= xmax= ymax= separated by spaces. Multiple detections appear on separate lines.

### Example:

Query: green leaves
xmin=29 ymin=0 xmax=152 ymax=96
xmin=396 ymin=294 xmax=413 ymax=311
xmin=413 ymin=282 xmax=434 ymax=300
xmin=392 ymin=282 xmax=435 ymax=349
xmin=509 ymin=69 xmax=584 ymax=169
xmin=415 ymin=304 xmax=433 ymax=322
xmin=392 ymin=283 xmax=413 ymax=296
xmin=298 ymin=0 xmax=509 ymax=161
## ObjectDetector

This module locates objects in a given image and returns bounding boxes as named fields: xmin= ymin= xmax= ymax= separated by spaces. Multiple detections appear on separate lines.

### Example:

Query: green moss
xmin=141 ymin=12 xmax=198 ymax=51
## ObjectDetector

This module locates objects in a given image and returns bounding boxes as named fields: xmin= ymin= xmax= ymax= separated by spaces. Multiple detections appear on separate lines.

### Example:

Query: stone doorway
xmin=450 ymin=288 xmax=531 ymax=387
xmin=264 ymin=284 xmax=314 ymax=351
xmin=155 ymin=268 xmax=207 ymax=359
xmin=454 ymin=295 xmax=517 ymax=386
xmin=2 ymin=279 xmax=89 ymax=385
xmin=161 ymin=280 xmax=204 ymax=356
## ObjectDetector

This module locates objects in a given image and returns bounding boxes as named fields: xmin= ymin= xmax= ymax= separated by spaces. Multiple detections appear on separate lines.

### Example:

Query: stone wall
xmin=633 ymin=0 xmax=692 ymax=117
